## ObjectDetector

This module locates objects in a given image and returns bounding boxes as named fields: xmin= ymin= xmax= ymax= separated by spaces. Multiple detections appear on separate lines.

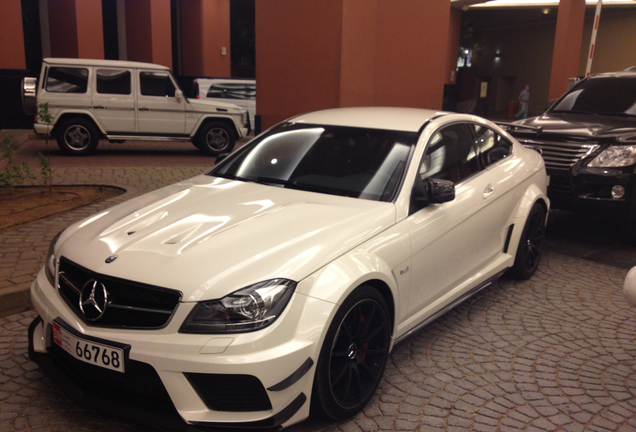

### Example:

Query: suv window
xmin=552 ymin=77 xmax=636 ymax=116
xmin=207 ymin=84 xmax=247 ymax=100
xmin=139 ymin=72 xmax=176 ymax=97
xmin=419 ymin=124 xmax=480 ymax=184
xmin=471 ymin=125 xmax=512 ymax=167
xmin=96 ymin=69 xmax=131 ymax=95
xmin=45 ymin=67 xmax=88 ymax=93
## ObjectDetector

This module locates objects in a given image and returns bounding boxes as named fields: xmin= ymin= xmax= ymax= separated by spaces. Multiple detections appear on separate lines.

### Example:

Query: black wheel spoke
xmin=326 ymin=295 xmax=390 ymax=411
xmin=331 ymin=362 xmax=348 ymax=387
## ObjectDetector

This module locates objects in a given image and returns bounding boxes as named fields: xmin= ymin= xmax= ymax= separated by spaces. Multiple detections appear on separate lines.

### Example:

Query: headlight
xmin=45 ymin=230 xmax=63 ymax=287
xmin=588 ymin=145 xmax=636 ymax=167
xmin=180 ymin=279 xmax=296 ymax=334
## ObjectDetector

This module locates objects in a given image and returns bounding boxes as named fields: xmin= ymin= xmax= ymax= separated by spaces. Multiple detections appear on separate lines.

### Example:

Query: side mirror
xmin=410 ymin=177 xmax=455 ymax=214
xmin=426 ymin=178 xmax=455 ymax=204
xmin=175 ymin=89 xmax=183 ymax=101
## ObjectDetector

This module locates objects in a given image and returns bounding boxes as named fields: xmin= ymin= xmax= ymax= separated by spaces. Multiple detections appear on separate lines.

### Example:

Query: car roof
xmin=43 ymin=58 xmax=170 ymax=71
xmin=289 ymin=107 xmax=448 ymax=132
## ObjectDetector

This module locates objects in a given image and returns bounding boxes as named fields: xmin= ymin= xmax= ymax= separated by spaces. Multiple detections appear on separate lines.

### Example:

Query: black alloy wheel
xmin=312 ymin=286 xmax=390 ymax=420
xmin=510 ymin=202 xmax=546 ymax=280
xmin=196 ymin=121 xmax=236 ymax=155
xmin=55 ymin=118 xmax=99 ymax=155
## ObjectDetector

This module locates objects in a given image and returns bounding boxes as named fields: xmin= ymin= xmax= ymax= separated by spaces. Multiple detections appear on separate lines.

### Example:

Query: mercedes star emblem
xmin=79 ymin=279 xmax=108 ymax=321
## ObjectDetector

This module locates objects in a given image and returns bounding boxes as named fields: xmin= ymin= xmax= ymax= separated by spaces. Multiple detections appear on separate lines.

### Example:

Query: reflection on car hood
xmin=517 ymin=113 xmax=636 ymax=139
xmin=57 ymin=175 xmax=395 ymax=301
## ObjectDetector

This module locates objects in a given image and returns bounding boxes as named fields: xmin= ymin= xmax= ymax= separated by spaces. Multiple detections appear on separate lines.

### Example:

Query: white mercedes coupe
xmin=29 ymin=107 xmax=549 ymax=430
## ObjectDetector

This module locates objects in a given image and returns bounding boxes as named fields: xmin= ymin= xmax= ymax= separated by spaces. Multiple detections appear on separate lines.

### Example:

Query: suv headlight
xmin=45 ymin=230 xmax=63 ymax=287
xmin=180 ymin=279 xmax=296 ymax=334
xmin=588 ymin=145 xmax=636 ymax=167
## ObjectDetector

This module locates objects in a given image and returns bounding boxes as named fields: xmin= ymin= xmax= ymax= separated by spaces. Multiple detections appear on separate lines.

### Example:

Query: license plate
xmin=53 ymin=322 xmax=125 ymax=373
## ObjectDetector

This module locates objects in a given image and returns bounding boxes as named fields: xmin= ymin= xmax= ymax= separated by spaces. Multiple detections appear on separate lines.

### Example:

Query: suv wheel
xmin=56 ymin=118 xmax=99 ymax=155
xmin=196 ymin=122 xmax=236 ymax=156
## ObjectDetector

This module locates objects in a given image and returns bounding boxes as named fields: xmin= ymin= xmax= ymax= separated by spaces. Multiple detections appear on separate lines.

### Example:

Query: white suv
xmin=193 ymin=78 xmax=256 ymax=128
xmin=22 ymin=58 xmax=249 ymax=155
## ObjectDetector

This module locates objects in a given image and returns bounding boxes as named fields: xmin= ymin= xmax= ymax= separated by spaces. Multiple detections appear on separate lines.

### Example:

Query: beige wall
xmin=578 ymin=9 xmax=636 ymax=75
xmin=473 ymin=18 xmax=556 ymax=116
xmin=473 ymin=6 xmax=636 ymax=116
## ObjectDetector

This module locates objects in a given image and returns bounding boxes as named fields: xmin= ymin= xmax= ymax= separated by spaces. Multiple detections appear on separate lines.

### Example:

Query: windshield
xmin=551 ymin=77 xmax=636 ymax=117
xmin=208 ymin=123 xmax=416 ymax=202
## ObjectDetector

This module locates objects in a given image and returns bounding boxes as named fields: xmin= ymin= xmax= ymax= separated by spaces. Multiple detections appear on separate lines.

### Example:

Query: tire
xmin=55 ymin=118 xmax=99 ymax=155
xmin=195 ymin=121 xmax=236 ymax=155
xmin=509 ymin=202 xmax=546 ymax=280
xmin=311 ymin=285 xmax=391 ymax=421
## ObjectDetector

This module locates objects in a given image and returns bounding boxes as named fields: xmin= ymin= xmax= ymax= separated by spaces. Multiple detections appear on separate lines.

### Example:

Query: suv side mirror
xmin=410 ymin=176 xmax=455 ymax=214
xmin=175 ymin=89 xmax=183 ymax=101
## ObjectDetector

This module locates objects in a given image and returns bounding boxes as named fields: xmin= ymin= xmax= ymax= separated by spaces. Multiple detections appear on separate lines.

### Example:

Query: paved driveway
xmin=1 ymin=138 xmax=635 ymax=432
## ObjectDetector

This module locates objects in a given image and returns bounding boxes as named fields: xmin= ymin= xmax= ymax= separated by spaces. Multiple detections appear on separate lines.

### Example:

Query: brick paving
xmin=1 ymin=135 xmax=636 ymax=432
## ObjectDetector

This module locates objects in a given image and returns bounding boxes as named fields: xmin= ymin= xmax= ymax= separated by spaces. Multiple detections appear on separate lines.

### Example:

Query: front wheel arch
xmin=193 ymin=118 xmax=238 ymax=155
xmin=311 ymin=284 xmax=391 ymax=421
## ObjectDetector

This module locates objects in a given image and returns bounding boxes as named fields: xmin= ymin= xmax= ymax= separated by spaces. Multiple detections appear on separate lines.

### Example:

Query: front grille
xmin=185 ymin=373 xmax=272 ymax=412
xmin=57 ymin=257 xmax=182 ymax=329
xmin=519 ymin=139 xmax=599 ymax=171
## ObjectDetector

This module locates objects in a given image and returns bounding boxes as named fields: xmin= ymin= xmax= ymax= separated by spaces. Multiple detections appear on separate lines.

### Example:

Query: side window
xmin=472 ymin=125 xmax=512 ymax=167
xmin=207 ymin=83 xmax=246 ymax=100
xmin=96 ymin=69 xmax=131 ymax=95
xmin=419 ymin=124 xmax=480 ymax=184
xmin=45 ymin=67 xmax=88 ymax=93
xmin=139 ymin=72 xmax=176 ymax=97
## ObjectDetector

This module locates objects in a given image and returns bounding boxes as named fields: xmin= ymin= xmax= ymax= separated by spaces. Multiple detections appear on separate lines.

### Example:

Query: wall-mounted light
xmin=542 ymin=8 xmax=550 ymax=14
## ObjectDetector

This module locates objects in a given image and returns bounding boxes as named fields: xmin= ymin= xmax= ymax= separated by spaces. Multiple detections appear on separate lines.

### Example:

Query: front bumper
xmin=547 ymin=166 xmax=636 ymax=216
xmin=33 ymin=122 xmax=50 ymax=136
xmin=29 ymin=268 xmax=335 ymax=430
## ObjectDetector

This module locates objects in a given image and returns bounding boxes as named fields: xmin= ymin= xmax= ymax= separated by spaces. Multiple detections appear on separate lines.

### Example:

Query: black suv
xmin=511 ymin=71 xmax=636 ymax=226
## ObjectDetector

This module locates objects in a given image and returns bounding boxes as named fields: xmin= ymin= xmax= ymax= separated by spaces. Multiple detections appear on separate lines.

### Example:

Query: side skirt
xmin=394 ymin=268 xmax=508 ymax=346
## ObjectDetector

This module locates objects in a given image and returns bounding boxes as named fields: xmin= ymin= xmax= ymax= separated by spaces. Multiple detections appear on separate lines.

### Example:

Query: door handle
xmin=93 ymin=105 xmax=105 ymax=109
xmin=483 ymin=184 xmax=495 ymax=198
xmin=139 ymin=107 xmax=150 ymax=111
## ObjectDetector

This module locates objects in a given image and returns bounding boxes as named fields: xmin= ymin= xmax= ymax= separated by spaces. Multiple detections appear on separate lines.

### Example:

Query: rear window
xmin=45 ymin=67 xmax=88 ymax=93
xmin=207 ymin=83 xmax=247 ymax=100
xmin=552 ymin=77 xmax=636 ymax=116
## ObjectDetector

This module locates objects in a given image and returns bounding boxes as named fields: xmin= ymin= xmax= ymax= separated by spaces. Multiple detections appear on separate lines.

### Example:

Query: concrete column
xmin=124 ymin=0 xmax=172 ymax=68
xmin=181 ymin=0 xmax=231 ymax=77
xmin=256 ymin=0 xmax=451 ymax=129
xmin=47 ymin=0 xmax=104 ymax=59
xmin=0 ymin=0 xmax=26 ymax=69
xmin=548 ymin=0 xmax=586 ymax=100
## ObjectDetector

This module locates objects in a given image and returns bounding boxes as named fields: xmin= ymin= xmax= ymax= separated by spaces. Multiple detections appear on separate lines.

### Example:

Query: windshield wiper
xmin=596 ymin=112 xmax=636 ymax=118
xmin=256 ymin=176 xmax=353 ymax=197
xmin=213 ymin=173 xmax=255 ymax=182
xmin=551 ymin=109 xmax=598 ymax=115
